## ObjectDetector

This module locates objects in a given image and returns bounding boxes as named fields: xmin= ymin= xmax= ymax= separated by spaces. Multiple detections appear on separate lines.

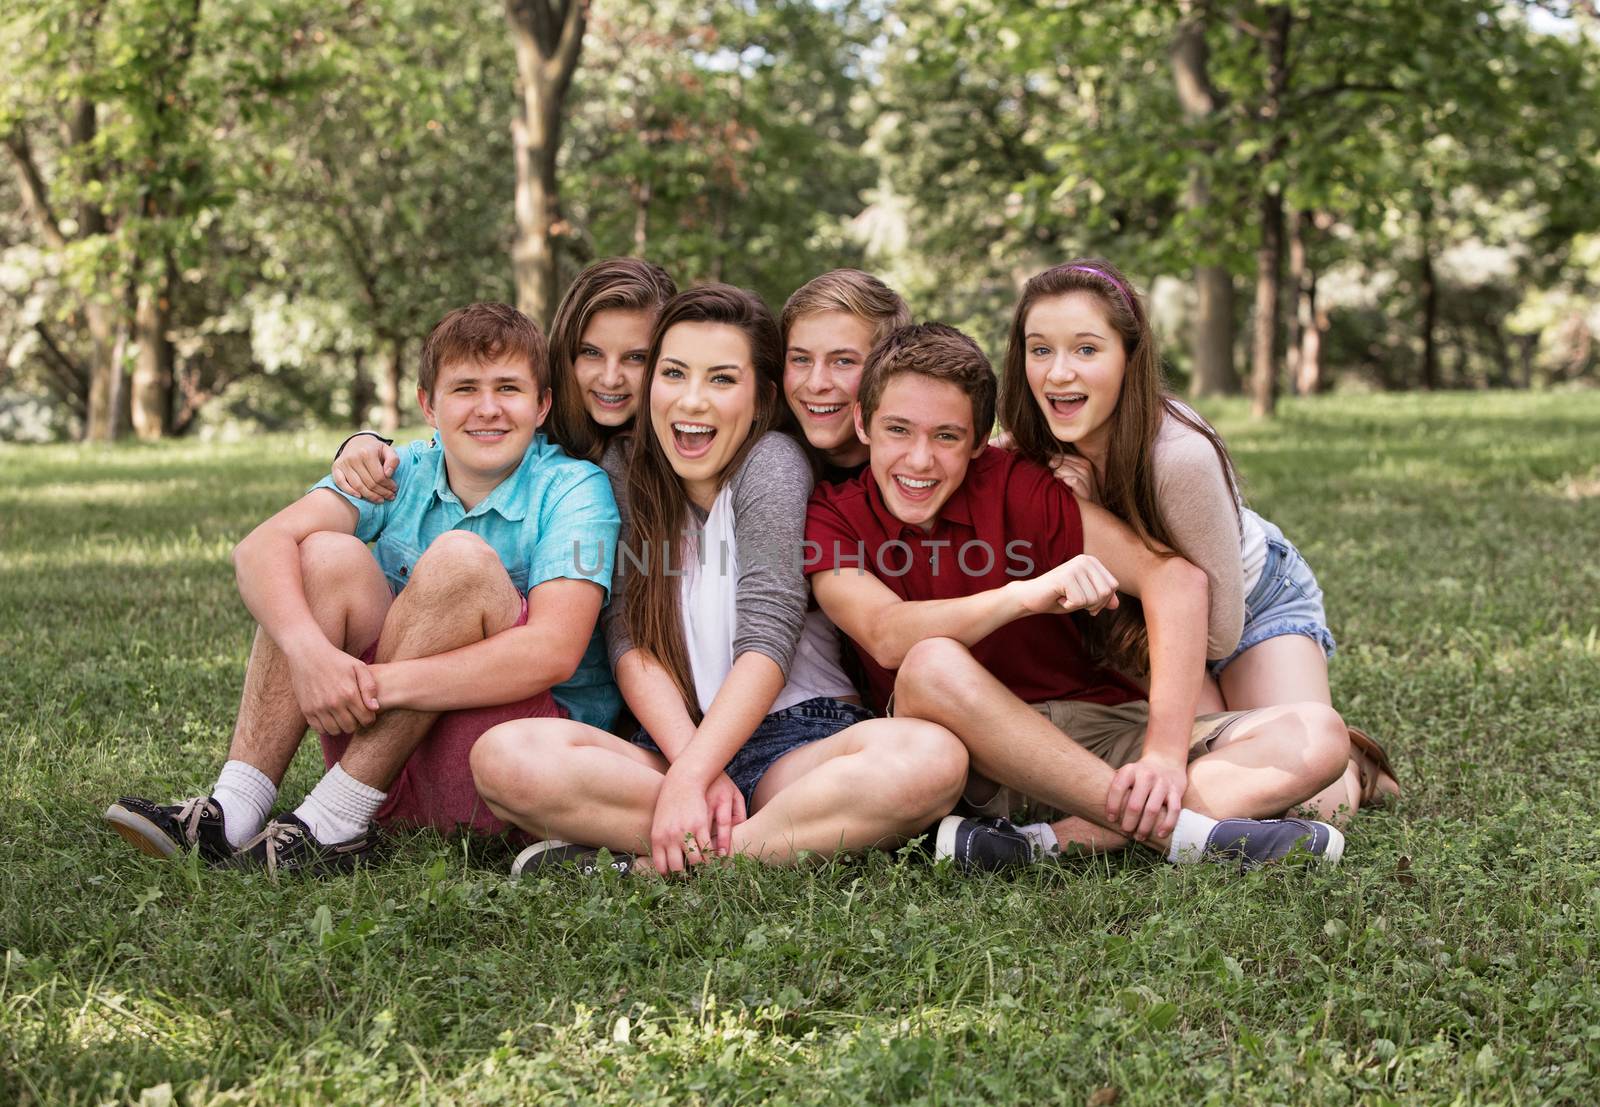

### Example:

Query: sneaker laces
xmin=255 ymin=819 xmax=307 ymax=878
xmin=174 ymin=797 xmax=216 ymax=846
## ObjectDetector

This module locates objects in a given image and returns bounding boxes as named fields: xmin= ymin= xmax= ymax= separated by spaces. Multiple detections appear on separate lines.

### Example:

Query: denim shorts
xmin=628 ymin=697 xmax=874 ymax=806
xmin=1208 ymin=516 xmax=1336 ymax=676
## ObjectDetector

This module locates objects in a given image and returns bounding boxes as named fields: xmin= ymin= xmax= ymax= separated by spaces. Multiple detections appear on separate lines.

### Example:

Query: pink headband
xmin=1064 ymin=264 xmax=1139 ymax=317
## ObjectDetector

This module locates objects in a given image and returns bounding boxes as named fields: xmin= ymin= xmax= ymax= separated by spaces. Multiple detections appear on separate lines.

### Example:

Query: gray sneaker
xmin=511 ymin=839 xmax=634 ymax=877
xmin=934 ymin=815 xmax=1035 ymax=871
xmin=1201 ymin=817 xmax=1345 ymax=867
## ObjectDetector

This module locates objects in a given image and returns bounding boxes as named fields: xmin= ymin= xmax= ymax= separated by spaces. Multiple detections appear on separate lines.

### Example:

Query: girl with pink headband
xmin=997 ymin=258 xmax=1397 ymax=824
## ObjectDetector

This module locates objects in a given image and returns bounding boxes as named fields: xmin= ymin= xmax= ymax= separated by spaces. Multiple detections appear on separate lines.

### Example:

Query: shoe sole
xmin=933 ymin=815 xmax=963 ymax=864
xmin=103 ymin=804 xmax=178 ymax=859
xmin=1319 ymin=823 xmax=1346 ymax=865
xmin=511 ymin=838 xmax=575 ymax=877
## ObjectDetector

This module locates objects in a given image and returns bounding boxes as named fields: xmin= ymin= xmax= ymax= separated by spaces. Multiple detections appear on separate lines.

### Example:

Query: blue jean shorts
xmin=1208 ymin=516 xmax=1336 ymax=677
xmin=628 ymin=697 xmax=874 ymax=806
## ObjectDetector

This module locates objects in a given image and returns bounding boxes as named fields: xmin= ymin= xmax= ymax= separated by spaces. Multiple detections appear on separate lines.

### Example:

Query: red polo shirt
xmin=804 ymin=446 xmax=1143 ymax=712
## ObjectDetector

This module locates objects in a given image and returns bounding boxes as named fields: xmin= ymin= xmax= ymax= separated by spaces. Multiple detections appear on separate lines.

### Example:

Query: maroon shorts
xmin=318 ymin=596 xmax=566 ymax=835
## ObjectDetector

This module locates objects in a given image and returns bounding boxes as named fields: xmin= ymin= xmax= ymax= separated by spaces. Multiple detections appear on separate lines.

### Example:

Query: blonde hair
xmin=779 ymin=269 xmax=911 ymax=350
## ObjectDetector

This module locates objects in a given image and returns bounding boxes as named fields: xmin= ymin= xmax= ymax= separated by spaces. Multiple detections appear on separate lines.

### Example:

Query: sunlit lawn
xmin=3 ymin=391 xmax=1599 ymax=1105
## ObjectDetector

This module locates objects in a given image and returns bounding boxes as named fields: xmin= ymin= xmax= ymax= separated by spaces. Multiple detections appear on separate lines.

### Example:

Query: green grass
xmin=3 ymin=392 xmax=1599 ymax=1105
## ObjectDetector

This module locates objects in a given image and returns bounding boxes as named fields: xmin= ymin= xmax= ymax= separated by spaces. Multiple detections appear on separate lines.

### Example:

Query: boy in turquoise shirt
xmin=105 ymin=303 xmax=620 ymax=875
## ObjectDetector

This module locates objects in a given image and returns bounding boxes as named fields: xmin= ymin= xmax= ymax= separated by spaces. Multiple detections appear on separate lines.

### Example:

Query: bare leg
xmin=1218 ymin=634 xmax=1384 ymax=823
xmin=1182 ymin=702 xmax=1349 ymax=817
xmin=472 ymin=717 xmax=968 ymax=867
xmin=338 ymin=531 xmax=523 ymax=791
xmin=894 ymin=637 xmax=1347 ymax=855
xmin=895 ymin=639 xmax=1121 ymax=805
xmin=472 ymin=719 xmax=667 ymax=850
xmin=730 ymin=719 xmax=966 ymax=863
xmin=225 ymin=531 xmax=391 ymax=783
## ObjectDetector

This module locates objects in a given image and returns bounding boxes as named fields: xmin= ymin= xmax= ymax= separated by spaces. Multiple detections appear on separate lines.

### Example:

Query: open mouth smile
xmin=892 ymin=474 xmax=939 ymax=500
xmin=671 ymin=421 xmax=718 ymax=459
xmin=802 ymin=401 xmax=847 ymax=419
xmin=1045 ymin=392 xmax=1088 ymax=418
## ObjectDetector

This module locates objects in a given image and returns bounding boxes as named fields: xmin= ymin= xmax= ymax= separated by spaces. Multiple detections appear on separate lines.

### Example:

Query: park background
xmin=3 ymin=0 xmax=1600 ymax=439
xmin=3 ymin=2 xmax=1600 ymax=1105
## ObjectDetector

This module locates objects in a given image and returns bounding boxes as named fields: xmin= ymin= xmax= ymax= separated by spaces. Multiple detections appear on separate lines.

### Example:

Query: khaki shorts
xmin=962 ymin=699 xmax=1254 ymax=822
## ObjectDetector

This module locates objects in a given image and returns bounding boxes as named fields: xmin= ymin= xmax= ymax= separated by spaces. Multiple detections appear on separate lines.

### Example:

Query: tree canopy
xmin=4 ymin=0 xmax=1597 ymax=440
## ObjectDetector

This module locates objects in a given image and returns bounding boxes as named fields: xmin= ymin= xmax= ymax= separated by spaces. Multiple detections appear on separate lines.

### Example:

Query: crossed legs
xmin=470 ymin=716 xmax=968 ymax=868
xmin=227 ymin=529 xmax=521 ymax=796
xmin=891 ymin=637 xmax=1349 ymax=856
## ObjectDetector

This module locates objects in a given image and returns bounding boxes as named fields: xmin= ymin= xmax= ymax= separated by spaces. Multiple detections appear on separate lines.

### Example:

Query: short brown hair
xmin=857 ymin=322 xmax=996 ymax=440
xmin=780 ymin=269 xmax=911 ymax=350
xmin=419 ymin=302 xmax=548 ymax=399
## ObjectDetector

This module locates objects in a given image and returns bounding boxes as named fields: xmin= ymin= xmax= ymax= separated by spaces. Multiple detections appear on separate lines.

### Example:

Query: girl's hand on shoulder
xmin=1050 ymin=453 xmax=1099 ymax=503
xmin=988 ymin=430 xmax=1014 ymax=451
xmin=651 ymin=766 xmax=715 ymax=873
xmin=333 ymin=436 xmax=399 ymax=503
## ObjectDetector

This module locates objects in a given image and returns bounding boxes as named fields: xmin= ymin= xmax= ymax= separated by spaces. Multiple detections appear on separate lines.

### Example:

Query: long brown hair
xmin=622 ymin=284 xmax=792 ymax=718
xmin=997 ymin=258 xmax=1241 ymax=674
xmin=544 ymin=258 xmax=677 ymax=462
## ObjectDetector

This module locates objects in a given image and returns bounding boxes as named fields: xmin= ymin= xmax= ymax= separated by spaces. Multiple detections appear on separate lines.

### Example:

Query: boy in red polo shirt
xmin=804 ymin=324 xmax=1351 ymax=869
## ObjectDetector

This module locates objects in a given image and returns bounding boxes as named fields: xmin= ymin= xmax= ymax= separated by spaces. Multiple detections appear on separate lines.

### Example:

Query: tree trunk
xmin=84 ymin=301 xmax=124 ymax=441
xmin=1419 ymin=209 xmax=1439 ymax=390
xmin=1291 ymin=210 xmax=1327 ymax=395
xmin=1191 ymin=267 xmax=1237 ymax=396
xmin=1286 ymin=209 xmax=1304 ymax=383
xmin=350 ymin=347 xmax=373 ymax=426
xmin=632 ymin=179 xmax=651 ymax=256
xmin=1171 ymin=4 xmax=1238 ymax=397
xmin=506 ymin=0 xmax=587 ymax=326
xmin=1296 ymin=269 xmax=1327 ymax=396
xmin=1250 ymin=186 xmax=1284 ymax=417
xmin=1249 ymin=4 xmax=1291 ymax=418
xmin=380 ymin=340 xmax=405 ymax=433
xmin=130 ymin=255 xmax=176 ymax=439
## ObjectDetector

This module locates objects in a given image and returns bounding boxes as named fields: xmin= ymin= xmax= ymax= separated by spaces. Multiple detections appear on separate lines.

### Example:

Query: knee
xmin=469 ymin=721 xmax=525 ymax=804
xmin=893 ymin=637 xmax=977 ymax=712
xmin=876 ymin=723 xmax=969 ymax=823
xmin=1292 ymin=702 xmax=1350 ymax=788
xmin=410 ymin=531 xmax=505 ymax=593
xmin=299 ymin=530 xmax=375 ymax=587
xmin=470 ymin=719 xmax=574 ymax=810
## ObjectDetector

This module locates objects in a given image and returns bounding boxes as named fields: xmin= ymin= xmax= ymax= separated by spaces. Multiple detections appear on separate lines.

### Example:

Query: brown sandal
xmin=1348 ymin=726 xmax=1400 ymax=809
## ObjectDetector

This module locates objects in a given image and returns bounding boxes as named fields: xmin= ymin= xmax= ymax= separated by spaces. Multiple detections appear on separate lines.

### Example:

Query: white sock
xmin=1166 ymin=808 xmax=1221 ymax=864
xmin=1017 ymin=821 xmax=1059 ymax=857
xmin=293 ymin=763 xmax=385 ymax=845
xmin=212 ymin=760 xmax=277 ymax=849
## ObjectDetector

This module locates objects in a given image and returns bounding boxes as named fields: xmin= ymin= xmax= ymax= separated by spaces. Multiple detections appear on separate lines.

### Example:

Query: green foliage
xmin=872 ymin=0 xmax=1600 ymax=390
xmin=563 ymin=0 xmax=878 ymax=307
xmin=4 ymin=395 xmax=1600 ymax=1103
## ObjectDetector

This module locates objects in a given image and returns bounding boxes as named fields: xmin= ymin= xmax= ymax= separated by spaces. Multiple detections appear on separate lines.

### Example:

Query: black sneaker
xmin=104 ymin=795 xmax=234 ymax=864
xmin=230 ymin=814 xmax=379 ymax=878
xmin=934 ymin=815 xmax=1035 ymax=871
xmin=510 ymin=839 xmax=634 ymax=877
xmin=1200 ymin=817 xmax=1345 ymax=867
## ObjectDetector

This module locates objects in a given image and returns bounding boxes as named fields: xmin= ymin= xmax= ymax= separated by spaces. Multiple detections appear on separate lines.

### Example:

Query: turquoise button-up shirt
xmin=312 ymin=433 xmax=621 ymax=730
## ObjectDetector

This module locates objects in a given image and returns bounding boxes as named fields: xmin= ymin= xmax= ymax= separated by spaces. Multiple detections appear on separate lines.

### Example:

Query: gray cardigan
xmin=601 ymin=431 xmax=815 ymax=678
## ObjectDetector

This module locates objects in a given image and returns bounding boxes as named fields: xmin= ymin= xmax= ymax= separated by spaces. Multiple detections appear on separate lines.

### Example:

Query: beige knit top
xmin=1150 ymin=414 xmax=1267 ymax=660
